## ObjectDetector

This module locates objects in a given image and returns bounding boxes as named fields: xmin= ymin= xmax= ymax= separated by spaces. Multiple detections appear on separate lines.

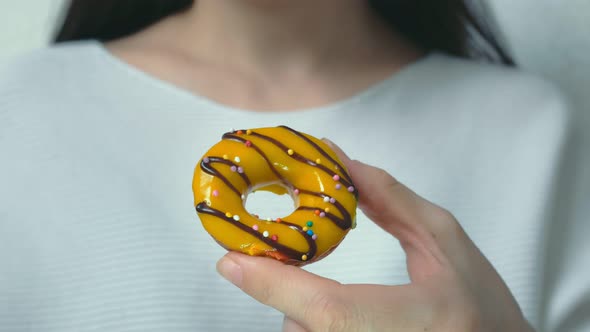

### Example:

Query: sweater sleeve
xmin=541 ymin=100 xmax=590 ymax=332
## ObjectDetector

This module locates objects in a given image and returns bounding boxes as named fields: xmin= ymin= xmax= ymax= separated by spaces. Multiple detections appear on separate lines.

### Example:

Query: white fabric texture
xmin=0 ymin=41 xmax=587 ymax=332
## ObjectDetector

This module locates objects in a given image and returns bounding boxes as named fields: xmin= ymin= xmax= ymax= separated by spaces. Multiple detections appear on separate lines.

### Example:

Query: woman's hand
xmin=216 ymin=140 xmax=534 ymax=332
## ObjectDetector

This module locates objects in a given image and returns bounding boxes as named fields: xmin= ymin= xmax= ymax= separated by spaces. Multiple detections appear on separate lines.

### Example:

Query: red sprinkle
xmin=275 ymin=218 xmax=282 ymax=223
xmin=237 ymin=130 xmax=243 ymax=135
xmin=245 ymin=140 xmax=252 ymax=147
xmin=314 ymin=210 xmax=320 ymax=216
xmin=271 ymin=234 xmax=278 ymax=241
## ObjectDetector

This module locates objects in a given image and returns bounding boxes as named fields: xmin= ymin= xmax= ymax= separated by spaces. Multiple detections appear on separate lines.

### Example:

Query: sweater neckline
xmin=89 ymin=40 xmax=440 ymax=116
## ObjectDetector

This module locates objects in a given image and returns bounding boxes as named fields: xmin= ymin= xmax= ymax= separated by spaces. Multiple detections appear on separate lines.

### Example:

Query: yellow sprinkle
xmin=324 ymin=208 xmax=330 ymax=213
xmin=223 ymin=154 xmax=228 ymax=160
xmin=303 ymin=227 xmax=308 ymax=232
xmin=315 ymin=158 xmax=321 ymax=164
xmin=225 ymin=212 xmax=232 ymax=218
xmin=301 ymin=255 xmax=308 ymax=261
xmin=287 ymin=149 xmax=294 ymax=156
xmin=246 ymin=129 xmax=252 ymax=135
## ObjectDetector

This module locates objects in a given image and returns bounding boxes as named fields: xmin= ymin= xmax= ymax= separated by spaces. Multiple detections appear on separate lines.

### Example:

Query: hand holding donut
xmin=215 ymin=139 xmax=534 ymax=332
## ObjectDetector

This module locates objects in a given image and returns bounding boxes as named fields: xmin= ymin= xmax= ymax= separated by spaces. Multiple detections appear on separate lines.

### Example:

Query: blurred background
xmin=0 ymin=0 xmax=588 ymax=152
xmin=1 ymin=1 xmax=588 ymax=124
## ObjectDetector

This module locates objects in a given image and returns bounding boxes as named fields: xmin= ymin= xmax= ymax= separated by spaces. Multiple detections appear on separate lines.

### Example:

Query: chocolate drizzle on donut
xmin=221 ymin=134 xmax=285 ymax=182
xmin=244 ymin=131 xmax=356 ymax=191
xmin=295 ymin=189 xmax=353 ymax=229
xmin=200 ymin=157 xmax=250 ymax=196
xmin=278 ymin=125 xmax=354 ymax=185
xmin=296 ymin=206 xmax=350 ymax=230
xmin=196 ymin=202 xmax=317 ymax=261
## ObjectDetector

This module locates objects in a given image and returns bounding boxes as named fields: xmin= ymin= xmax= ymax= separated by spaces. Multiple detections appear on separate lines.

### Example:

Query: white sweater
xmin=0 ymin=41 xmax=588 ymax=332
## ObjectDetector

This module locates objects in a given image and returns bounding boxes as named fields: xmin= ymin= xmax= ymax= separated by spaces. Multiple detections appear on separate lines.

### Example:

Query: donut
xmin=192 ymin=126 xmax=357 ymax=266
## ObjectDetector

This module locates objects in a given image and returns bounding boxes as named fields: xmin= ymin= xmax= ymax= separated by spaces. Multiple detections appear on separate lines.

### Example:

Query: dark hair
xmin=54 ymin=0 xmax=514 ymax=65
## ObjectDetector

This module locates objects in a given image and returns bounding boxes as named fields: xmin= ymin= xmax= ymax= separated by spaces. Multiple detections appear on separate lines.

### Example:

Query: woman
xmin=0 ymin=0 xmax=586 ymax=331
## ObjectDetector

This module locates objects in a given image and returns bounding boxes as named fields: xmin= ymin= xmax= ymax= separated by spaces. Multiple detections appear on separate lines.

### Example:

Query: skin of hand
xmin=216 ymin=139 xmax=535 ymax=332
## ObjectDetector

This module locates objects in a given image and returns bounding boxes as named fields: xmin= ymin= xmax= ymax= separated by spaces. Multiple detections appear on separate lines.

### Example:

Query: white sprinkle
xmin=266 ymin=217 xmax=272 ymax=222
xmin=234 ymin=156 xmax=241 ymax=163
xmin=263 ymin=231 xmax=269 ymax=237
xmin=323 ymin=196 xmax=330 ymax=202
xmin=241 ymin=194 xmax=246 ymax=200
xmin=233 ymin=215 xmax=240 ymax=221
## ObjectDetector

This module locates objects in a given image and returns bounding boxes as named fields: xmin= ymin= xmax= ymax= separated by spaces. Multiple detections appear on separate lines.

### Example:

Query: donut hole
xmin=245 ymin=190 xmax=295 ymax=221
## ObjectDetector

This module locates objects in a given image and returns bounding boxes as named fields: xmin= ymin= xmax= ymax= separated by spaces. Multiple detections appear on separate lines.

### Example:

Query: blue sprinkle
xmin=307 ymin=230 xmax=314 ymax=236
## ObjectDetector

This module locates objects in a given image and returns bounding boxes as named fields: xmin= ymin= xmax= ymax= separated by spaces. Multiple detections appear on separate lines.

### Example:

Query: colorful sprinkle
xmin=330 ymin=198 xmax=336 ymax=204
xmin=348 ymin=186 xmax=355 ymax=193
xmin=319 ymin=212 xmax=326 ymax=218
xmin=252 ymin=224 xmax=259 ymax=231
xmin=303 ymin=227 xmax=308 ymax=232
xmin=333 ymin=174 xmax=340 ymax=181
xmin=234 ymin=156 xmax=241 ymax=163
xmin=275 ymin=218 xmax=282 ymax=223
xmin=203 ymin=157 xmax=210 ymax=163
xmin=306 ymin=221 xmax=313 ymax=227
xmin=237 ymin=167 xmax=244 ymax=173
xmin=241 ymin=194 xmax=246 ymax=200
xmin=223 ymin=154 xmax=228 ymax=160
xmin=230 ymin=166 xmax=237 ymax=172
xmin=237 ymin=130 xmax=243 ymax=135
xmin=314 ymin=210 xmax=320 ymax=216
xmin=312 ymin=234 xmax=318 ymax=240
xmin=246 ymin=129 xmax=252 ymax=135
xmin=335 ymin=184 xmax=342 ymax=190
xmin=271 ymin=234 xmax=278 ymax=241
xmin=225 ymin=212 xmax=232 ymax=218
xmin=301 ymin=255 xmax=308 ymax=261
xmin=293 ymin=189 xmax=300 ymax=195
xmin=307 ymin=230 xmax=314 ymax=236
xmin=233 ymin=215 xmax=240 ymax=221
xmin=212 ymin=189 xmax=219 ymax=197
xmin=263 ymin=231 xmax=269 ymax=238
xmin=323 ymin=196 xmax=330 ymax=203
xmin=315 ymin=158 xmax=321 ymax=164
xmin=324 ymin=207 xmax=330 ymax=213
xmin=287 ymin=149 xmax=294 ymax=156
xmin=245 ymin=140 xmax=252 ymax=147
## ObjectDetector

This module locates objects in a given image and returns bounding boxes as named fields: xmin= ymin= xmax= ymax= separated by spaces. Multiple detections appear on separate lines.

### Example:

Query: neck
xmin=160 ymin=0 xmax=420 ymax=76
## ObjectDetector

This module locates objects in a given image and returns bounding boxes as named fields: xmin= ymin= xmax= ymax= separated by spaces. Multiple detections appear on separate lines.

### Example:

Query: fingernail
xmin=322 ymin=137 xmax=335 ymax=148
xmin=217 ymin=255 xmax=243 ymax=287
xmin=322 ymin=138 xmax=350 ymax=160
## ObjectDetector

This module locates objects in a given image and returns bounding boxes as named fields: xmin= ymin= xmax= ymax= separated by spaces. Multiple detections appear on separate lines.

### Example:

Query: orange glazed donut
xmin=192 ymin=126 xmax=358 ymax=266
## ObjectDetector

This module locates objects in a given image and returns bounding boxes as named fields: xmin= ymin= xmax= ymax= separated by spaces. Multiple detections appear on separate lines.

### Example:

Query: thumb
xmin=216 ymin=252 xmax=341 ymax=328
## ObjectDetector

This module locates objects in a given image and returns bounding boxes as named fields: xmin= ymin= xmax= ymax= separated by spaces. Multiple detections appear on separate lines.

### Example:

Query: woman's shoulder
xmin=0 ymin=41 xmax=106 ymax=139
xmin=0 ymin=40 xmax=100 ymax=90
xmin=404 ymin=52 xmax=572 ymax=131
xmin=419 ymin=52 xmax=566 ymax=104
